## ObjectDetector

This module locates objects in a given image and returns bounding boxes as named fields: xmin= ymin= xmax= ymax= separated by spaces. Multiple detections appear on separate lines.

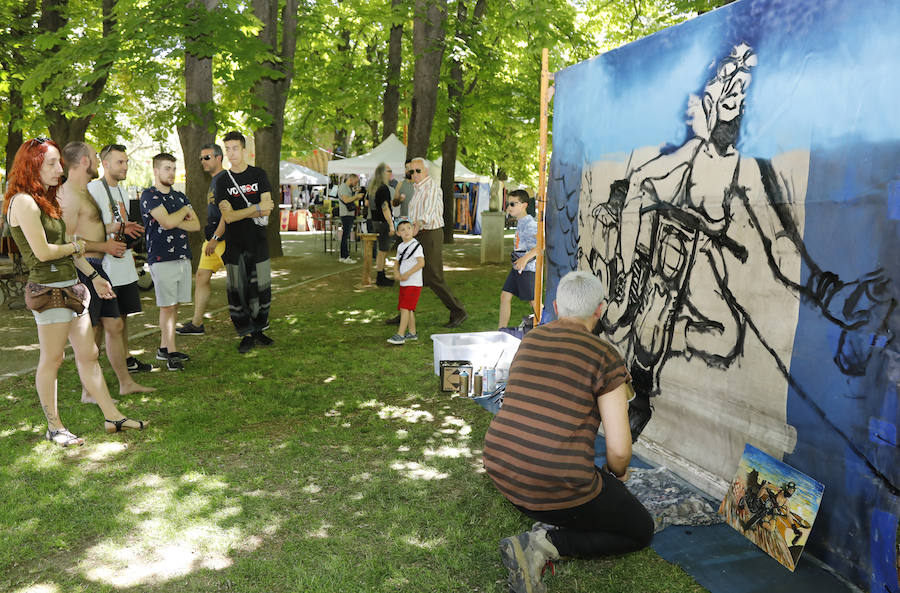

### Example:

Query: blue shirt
xmin=140 ymin=186 xmax=192 ymax=263
xmin=515 ymin=215 xmax=538 ymax=272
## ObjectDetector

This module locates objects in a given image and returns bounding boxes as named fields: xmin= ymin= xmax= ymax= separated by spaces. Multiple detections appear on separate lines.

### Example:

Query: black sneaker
xmin=126 ymin=357 xmax=153 ymax=373
xmin=166 ymin=357 xmax=184 ymax=371
xmin=176 ymin=322 xmax=205 ymax=335
xmin=238 ymin=335 xmax=256 ymax=354
xmin=157 ymin=348 xmax=190 ymax=361
xmin=385 ymin=314 xmax=401 ymax=325
xmin=253 ymin=332 xmax=274 ymax=346
xmin=444 ymin=310 xmax=468 ymax=328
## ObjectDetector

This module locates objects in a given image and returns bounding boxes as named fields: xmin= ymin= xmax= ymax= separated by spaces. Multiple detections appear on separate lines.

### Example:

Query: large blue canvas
xmin=544 ymin=0 xmax=900 ymax=589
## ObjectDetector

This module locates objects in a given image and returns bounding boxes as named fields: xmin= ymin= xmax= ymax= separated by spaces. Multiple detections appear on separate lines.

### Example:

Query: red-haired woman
xmin=4 ymin=138 xmax=147 ymax=446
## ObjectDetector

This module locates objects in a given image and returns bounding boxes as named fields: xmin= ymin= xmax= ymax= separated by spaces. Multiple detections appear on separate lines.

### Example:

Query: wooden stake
xmin=534 ymin=48 xmax=551 ymax=324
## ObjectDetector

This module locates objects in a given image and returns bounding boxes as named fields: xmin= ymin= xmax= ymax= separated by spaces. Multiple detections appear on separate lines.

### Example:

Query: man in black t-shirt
xmin=215 ymin=131 xmax=275 ymax=353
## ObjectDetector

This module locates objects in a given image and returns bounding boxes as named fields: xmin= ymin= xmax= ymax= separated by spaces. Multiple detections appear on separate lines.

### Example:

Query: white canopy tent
xmin=326 ymin=133 xmax=410 ymax=178
xmin=279 ymin=160 xmax=328 ymax=185
xmin=433 ymin=156 xmax=490 ymax=183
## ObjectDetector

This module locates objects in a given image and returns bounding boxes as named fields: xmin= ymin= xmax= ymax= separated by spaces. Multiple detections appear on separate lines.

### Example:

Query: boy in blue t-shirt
xmin=499 ymin=190 xmax=538 ymax=329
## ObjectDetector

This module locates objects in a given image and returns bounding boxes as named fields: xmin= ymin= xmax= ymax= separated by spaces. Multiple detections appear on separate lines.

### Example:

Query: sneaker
xmin=166 ymin=357 xmax=184 ymax=371
xmin=238 ymin=335 xmax=256 ymax=354
xmin=386 ymin=334 xmax=406 ymax=345
xmin=403 ymin=332 xmax=418 ymax=341
xmin=499 ymin=529 xmax=560 ymax=593
xmin=384 ymin=314 xmax=401 ymax=325
xmin=339 ymin=257 xmax=357 ymax=264
xmin=126 ymin=356 xmax=153 ymax=373
xmin=444 ymin=310 xmax=468 ymax=328
xmin=176 ymin=322 xmax=205 ymax=335
xmin=253 ymin=331 xmax=274 ymax=346
xmin=157 ymin=348 xmax=190 ymax=362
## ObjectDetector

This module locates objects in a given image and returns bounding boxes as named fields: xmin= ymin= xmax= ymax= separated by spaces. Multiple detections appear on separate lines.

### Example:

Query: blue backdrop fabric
xmin=545 ymin=1 xmax=900 ymax=590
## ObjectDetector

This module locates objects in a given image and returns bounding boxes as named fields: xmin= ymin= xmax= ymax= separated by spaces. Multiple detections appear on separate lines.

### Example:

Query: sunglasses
xmin=99 ymin=143 xmax=127 ymax=160
xmin=28 ymin=137 xmax=50 ymax=146
xmin=199 ymin=155 xmax=214 ymax=161
xmin=412 ymin=168 xmax=423 ymax=174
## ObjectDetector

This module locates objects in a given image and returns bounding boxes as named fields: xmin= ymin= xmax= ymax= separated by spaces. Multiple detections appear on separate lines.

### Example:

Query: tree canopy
xmin=0 ymin=0 xmax=735 ymax=188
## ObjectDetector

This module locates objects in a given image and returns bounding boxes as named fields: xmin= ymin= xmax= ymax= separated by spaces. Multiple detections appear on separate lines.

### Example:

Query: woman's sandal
xmin=46 ymin=428 xmax=85 ymax=447
xmin=105 ymin=418 xmax=147 ymax=433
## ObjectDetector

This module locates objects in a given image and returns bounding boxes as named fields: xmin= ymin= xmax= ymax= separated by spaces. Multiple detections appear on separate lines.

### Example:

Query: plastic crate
xmin=431 ymin=331 xmax=521 ymax=379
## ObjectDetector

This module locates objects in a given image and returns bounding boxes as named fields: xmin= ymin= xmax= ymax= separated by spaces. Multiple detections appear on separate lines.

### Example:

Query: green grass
xmin=0 ymin=233 xmax=707 ymax=593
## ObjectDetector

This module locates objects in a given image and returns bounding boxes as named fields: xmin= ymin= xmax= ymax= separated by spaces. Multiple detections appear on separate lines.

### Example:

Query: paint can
xmin=473 ymin=373 xmax=483 ymax=397
xmin=458 ymin=370 xmax=469 ymax=396
xmin=484 ymin=368 xmax=496 ymax=393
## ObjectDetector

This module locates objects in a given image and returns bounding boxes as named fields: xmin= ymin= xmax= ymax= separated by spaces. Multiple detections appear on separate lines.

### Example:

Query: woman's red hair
xmin=3 ymin=138 xmax=63 ymax=219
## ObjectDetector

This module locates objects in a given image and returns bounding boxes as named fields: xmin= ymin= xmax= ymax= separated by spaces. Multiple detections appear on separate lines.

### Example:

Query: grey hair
xmin=555 ymin=271 xmax=605 ymax=319
xmin=410 ymin=156 xmax=427 ymax=169
xmin=201 ymin=143 xmax=223 ymax=158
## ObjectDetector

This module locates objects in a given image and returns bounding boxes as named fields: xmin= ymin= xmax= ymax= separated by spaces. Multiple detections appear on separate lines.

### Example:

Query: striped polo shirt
xmin=482 ymin=318 xmax=630 ymax=510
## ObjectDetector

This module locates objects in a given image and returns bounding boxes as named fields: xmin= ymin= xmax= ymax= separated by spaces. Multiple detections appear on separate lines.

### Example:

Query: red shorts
xmin=398 ymin=285 xmax=422 ymax=311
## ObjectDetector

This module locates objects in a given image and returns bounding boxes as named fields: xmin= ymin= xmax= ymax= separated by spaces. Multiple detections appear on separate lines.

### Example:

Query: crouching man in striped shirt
xmin=482 ymin=270 xmax=653 ymax=593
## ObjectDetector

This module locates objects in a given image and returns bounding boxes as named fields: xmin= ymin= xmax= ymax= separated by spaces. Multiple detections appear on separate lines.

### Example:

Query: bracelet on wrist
xmin=87 ymin=270 xmax=99 ymax=280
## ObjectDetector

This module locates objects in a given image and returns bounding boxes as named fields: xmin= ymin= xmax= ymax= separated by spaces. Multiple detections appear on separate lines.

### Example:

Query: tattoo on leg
xmin=42 ymin=404 xmax=59 ymax=425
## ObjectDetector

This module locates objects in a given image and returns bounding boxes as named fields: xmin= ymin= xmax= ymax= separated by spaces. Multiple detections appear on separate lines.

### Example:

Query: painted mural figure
xmin=585 ymin=44 xmax=894 ymax=437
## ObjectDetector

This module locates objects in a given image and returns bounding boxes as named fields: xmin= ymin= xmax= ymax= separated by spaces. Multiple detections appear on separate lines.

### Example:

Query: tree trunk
xmin=381 ymin=0 xmax=404 ymax=140
xmin=406 ymin=0 xmax=447 ymax=158
xmin=177 ymin=0 xmax=218 ymax=267
xmin=44 ymin=0 xmax=116 ymax=146
xmin=252 ymin=0 xmax=299 ymax=258
xmin=439 ymin=0 xmax=486 ymax=242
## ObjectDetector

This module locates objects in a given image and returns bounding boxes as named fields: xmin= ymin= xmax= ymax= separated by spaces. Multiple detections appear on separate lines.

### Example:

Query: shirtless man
xmin=58 ymin=142 xmax=154 ymax=399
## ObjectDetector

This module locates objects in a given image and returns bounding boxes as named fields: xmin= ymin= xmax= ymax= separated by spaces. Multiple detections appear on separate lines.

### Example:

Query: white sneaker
xmin=339 ymin=257 xmax=357 ymax=264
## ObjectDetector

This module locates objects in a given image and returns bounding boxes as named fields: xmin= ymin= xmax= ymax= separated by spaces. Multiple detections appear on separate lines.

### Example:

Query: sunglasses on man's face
xmin=412 ymin=168 xmax=423 ymax=174
xmin=199 ymin=155 xmax=214 ymax=161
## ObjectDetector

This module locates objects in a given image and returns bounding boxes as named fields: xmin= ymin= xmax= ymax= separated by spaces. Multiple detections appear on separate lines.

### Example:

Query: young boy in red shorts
xmin=387 ymin=218 xmax=425 ymax=344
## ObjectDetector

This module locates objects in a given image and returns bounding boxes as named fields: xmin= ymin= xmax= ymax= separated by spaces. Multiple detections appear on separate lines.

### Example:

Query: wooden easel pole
xmin=534 ymin=48 xmax=551 ymax=324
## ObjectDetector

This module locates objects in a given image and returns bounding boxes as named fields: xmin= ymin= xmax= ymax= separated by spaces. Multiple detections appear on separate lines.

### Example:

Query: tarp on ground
xmin=543 ymin=1 xmax=900 ymax=591
xmin=280 ymin=160 xmax=328 ymax=185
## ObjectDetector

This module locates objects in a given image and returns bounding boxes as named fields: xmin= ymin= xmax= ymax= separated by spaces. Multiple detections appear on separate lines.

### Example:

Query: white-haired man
xmin=482 ymin=270 xmax=652 ymax=593
xmin=402 ymin=157 xmax=466 ymax=327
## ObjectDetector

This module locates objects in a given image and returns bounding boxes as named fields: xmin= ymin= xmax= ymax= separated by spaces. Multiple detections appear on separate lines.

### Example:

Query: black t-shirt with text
xmin=215 ymin=165 xmax=272 ymax=264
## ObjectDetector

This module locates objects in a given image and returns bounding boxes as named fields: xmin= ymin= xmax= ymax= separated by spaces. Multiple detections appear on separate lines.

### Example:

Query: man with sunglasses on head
xmin=87 ymin=143 xmax=153 ymax=374
xmin=61 ymin=142 xmax=154 ymax=397
xmin=404 ymin=157 xmax=466 ymax=328
xmin=177 ymin=143 xmax=226 ymax=336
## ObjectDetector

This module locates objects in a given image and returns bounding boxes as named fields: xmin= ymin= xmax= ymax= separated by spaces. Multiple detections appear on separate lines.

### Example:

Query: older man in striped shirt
xmin=407 ymin=156 xmax=467 ymax=327
xmin=483 ymin=271 xmax=652 ymax=593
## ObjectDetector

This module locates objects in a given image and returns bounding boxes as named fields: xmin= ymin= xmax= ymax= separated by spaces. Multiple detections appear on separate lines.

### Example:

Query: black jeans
xmin=514 ymin=468 xmax=654 ymax=558
xmin=340 ymin=215 xmax=355 ymax=258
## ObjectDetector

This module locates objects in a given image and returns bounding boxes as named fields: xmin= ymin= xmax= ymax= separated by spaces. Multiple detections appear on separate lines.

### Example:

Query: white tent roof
xmin=326 ymin=133 xmax=408 ymax=177
xmin=280 ymin=160 xmax=328 ymax=185
xmin=434 ymin=156 xmax=490 ymax=183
